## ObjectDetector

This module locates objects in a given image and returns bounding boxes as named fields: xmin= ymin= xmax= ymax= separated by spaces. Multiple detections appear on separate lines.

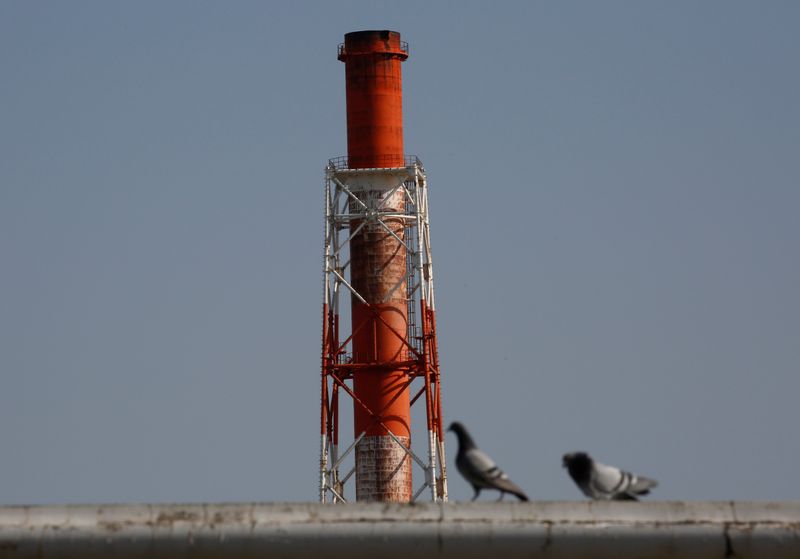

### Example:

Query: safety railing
xmin=328 ymin=155 xmax=421 ymax=171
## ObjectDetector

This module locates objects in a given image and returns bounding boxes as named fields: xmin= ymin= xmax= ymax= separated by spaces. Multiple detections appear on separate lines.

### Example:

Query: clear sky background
xmin=1 ymin=1 xmax=798 ymax=504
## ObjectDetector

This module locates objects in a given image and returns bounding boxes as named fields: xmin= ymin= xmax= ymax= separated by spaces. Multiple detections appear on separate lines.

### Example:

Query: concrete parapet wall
xmin=0 ymin=501 xmax=798 ymax=558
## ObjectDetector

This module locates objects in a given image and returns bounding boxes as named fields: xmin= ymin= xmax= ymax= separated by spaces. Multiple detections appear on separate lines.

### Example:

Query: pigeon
xmin=562 ymin=451 xmax=657 ymax=501
xmin=448 ymin=421 xmax=529 ymax=502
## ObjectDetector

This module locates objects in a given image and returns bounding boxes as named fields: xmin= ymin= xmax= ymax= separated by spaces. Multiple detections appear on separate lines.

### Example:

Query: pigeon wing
xmin=592 ymin=461 xmax=657 ymax=499
xmin=590 ymin=461 xmax=628 ymax=498
xmin=460 ymin=447 xmax=501 ymax=488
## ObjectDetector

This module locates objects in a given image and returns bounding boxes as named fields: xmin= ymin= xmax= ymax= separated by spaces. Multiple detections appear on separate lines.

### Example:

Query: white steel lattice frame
xmin=319 ymin=157 xmax=447 ymax=503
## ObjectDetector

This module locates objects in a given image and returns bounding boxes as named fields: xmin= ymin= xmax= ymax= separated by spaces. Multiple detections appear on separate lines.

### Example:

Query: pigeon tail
xmin=628 ymin=475 xmax=658 ymax=495
xmin=494 ymin=478 xmax=529 ymax=502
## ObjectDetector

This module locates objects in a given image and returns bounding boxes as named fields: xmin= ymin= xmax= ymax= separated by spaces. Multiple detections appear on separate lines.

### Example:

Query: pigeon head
xmin=447 ymin=421 xmax=476 ymax=449
xmin=447 ymin=421 xmax=465 ymax=434
xmin=562 ymin=452 xmax=592 ymax=478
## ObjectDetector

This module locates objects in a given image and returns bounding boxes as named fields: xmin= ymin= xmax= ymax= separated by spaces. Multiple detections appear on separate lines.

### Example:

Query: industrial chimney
xmin=320 ymin=30 xmax=447 ymax=503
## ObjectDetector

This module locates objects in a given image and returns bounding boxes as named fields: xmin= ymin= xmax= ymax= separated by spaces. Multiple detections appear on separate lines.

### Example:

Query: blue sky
xmin=1 ymin=1 xmax=798 ymax=503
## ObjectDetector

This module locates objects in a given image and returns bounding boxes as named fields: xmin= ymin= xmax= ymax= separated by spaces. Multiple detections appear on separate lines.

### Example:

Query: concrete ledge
xmin=1 ymin=501 xmax=798 ymax=558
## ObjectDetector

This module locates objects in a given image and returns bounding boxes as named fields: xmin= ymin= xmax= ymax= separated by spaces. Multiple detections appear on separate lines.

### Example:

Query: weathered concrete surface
xmin=0 ymin=501 xmax=798 ymax=558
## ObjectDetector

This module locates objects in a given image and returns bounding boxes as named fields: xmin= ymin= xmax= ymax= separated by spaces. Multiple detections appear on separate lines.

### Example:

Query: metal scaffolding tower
xmin=319 ymin=156 xmax=447 ymax=503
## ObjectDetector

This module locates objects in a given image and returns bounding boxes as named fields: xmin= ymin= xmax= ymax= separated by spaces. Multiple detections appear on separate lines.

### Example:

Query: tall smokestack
xmin=339 ymin=30 xmax=411 ymax=502
xmin=320 ymin=30 xmax=447 ymax=504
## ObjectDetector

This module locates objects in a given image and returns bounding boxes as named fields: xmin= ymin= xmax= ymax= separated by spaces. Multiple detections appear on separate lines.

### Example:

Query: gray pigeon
xmin=448 ymin=421 xmax=529 ymax=501
xmin=562 ymin=451 xmax=657 ymax=500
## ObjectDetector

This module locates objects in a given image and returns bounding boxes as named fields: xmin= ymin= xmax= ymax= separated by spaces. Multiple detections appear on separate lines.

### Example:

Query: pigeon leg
xmin=471 ymin=487 xmax=481 ymax=502
xmin=496 ymin=492 xmax=505 ymax=502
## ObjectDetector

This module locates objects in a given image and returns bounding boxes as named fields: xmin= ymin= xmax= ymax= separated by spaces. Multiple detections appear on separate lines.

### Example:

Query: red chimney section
xmin=340 ymin=30 xmax=407 ymax=168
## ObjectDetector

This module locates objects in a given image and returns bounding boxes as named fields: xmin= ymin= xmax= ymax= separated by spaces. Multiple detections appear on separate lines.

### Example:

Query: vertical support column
xmin=338 ymin=30 xmax=412 ymax=502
